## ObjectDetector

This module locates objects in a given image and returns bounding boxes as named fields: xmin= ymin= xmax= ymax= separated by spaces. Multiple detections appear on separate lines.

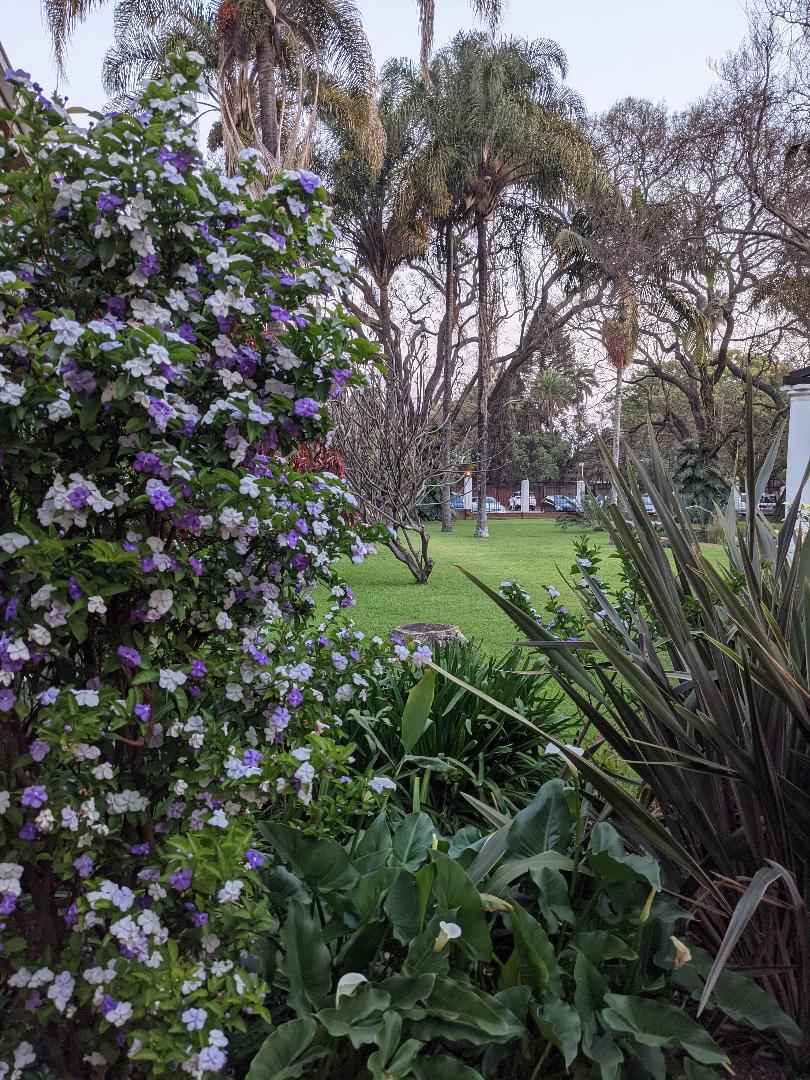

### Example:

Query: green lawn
xmin=333 ymin=518 xmax=623 ymax=654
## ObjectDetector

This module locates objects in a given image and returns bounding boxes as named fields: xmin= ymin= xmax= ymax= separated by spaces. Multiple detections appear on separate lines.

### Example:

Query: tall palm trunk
xmin=255 ymin=35 xmax=280 ymax=161
xmin=474 ymin=211 xmax=490 ymax=539
xmin=441 ymin=221 xmax=455 ymax=533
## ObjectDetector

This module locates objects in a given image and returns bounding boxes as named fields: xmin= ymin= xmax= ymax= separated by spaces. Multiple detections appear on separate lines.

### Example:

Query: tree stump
xmin=392 ymin=623 xmax=467 ymax=646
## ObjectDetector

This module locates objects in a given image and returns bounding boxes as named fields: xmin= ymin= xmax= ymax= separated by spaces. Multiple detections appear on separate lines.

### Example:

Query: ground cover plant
xmin=0 ymin=55 xmax=412 ymax=1077
xmin=249 ymin=777 xmax=797 ymax=1079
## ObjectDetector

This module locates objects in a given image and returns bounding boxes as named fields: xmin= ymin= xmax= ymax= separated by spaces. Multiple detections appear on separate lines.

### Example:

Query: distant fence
xmin=451 ymin=481 xmax=611 ymax=508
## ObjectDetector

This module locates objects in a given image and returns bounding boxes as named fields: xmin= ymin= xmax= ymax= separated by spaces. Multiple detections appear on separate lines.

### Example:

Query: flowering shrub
xmin=0 ymin=54 xmax=387 ymax=1077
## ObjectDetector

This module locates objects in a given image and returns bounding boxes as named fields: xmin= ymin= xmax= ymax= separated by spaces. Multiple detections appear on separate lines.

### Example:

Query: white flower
xmin=6 ymin=639 xmax=29 ymax=662
xmin=0 ymin=791 xmax=10 ymax=814
xmin=87 ymin=595 xmax=107 ymax=615
xmin=147 ymin=587 xmax=174 ymax=617
xmin=181 ymin=1006 xmax=208 ymax=1031
xmin=106 ymin=1000 xmax=133 ymax=1027
xmin=368 ymin=776 xmax=396 ymax=795
xmin=335 ymin=972 xmax=367 ymax=1005
xmin=208 ymin=809 xmax=229 ymax=829
xmin=71 ymin=689 xmax=99 ymax=707
xmin=13 ymin=1042 xmax=36 ymax=1070
xmin=215 ymin=611 xmax=233 ymax=630
xmin=206 ymin=246 xmax=232 ymax=273
xmin=106 ymin=789 xmax=148 ymax=814
xmin=217 ymin=880 xmax=243 ymax=904
xmin=47 ymin=396 xmax=73 ymax=421
xmin=47 ymin=971 xmax=75 ymax=1013
xmin=0 ymin=862 xmax=23 ymax=896
xmin=434 ymin=921 xmax=462 ymax=952
xmin=0 ymin=532 xmax=30 ymax=554
xmin=159 ymin=668 xmax=187 ymax=693
xmin=50 ymin=316 xmax=84 ymax=346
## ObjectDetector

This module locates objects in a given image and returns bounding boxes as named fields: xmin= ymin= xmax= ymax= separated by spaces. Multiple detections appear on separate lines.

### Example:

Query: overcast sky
xmin=3 ymin=0 xmax=750 ymax=117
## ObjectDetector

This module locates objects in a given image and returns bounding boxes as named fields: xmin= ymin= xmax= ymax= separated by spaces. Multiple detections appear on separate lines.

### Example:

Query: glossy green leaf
xmin=277 ymin=902 xmax=331 ymax=1016
xmin=400 ymin=668 xmax=435 ymax=753
xmin=601 ymin=994 xmax=729 ymax=1065
xmin=245 ymin=1018 xmax=325 ymax=1079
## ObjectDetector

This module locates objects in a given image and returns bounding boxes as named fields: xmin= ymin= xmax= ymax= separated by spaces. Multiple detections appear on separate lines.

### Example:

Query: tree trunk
xmin=441 ymin=221 xmax=455 ymax=533
xmin=610 ymin=363 xmax=623 ymax=503
xmin=255 ymin=36 xmax=280 ymax=162
xmin=474 ymin=212 xmax=490 ymax=539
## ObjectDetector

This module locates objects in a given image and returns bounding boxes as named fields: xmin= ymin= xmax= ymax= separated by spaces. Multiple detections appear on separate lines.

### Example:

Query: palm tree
xmin=602 ymin=278 xmax=639 ymax=479
xmin=45 ymin=0 xmax=377 ymax=172
xmin=414 ymin=0 xmax=503 ymax=79
xmin=413 ymin=34 xmax=592 ymax=537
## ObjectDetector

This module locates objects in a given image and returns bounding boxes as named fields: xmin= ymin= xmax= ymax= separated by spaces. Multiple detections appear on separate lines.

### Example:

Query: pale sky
xmin=2 ymin=0 xmax=750 ymax=117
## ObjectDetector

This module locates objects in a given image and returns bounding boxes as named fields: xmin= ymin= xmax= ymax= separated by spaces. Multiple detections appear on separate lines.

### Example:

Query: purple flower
xmin=21 ymin=785 xmax=47 ymax=809
xmin=293 ymin=398 xmax=319 ymax=418
xmin=64 ymin=903 xmax=77 ymax=926
xmin=134 ymin=703 xmax=151 ymax=722
xmin=67 ymin=486 xmax=91 ymax=509
xmin=169 ymin=868 xmax=193 ymax=892
xmin=297 ymin=170 xmax=320 ymax=195
xmin=243 ymin=749 xmax=263 ymax=767
xmin=191 ymin=911 xmax=209 ymax=927
xmin=19 ymin=823 xmax=37 ymax=840
xmin=67 ymin=576 xmax=83 ymax=601
xmin=0 ymin=689 xmax=16 ymax=712
xmin=190 ymin=658 xmax=207 ymax=678
xmin=99 ymin=994 xmax=118 ymax=1017
xmin=245 ymin=849 xmax=265 ymax=870
xmin=130 ymin=843 xmax=150 ymax=856
xmin=29 ymin=739 xmax=49 ymax=762
xmin=286 ymin=687 xmax=304 ymax=709
xmin=134 ymin=451 xmax=160 ymax=474
xmin=148 ymin=486 xmax=175 ymax=511
xmin=73 ymin=855 xmax=94 ymax=878
xmin=117 ymin=645 xmax=142 ymax=668
xmin=0 ymin=891 xmax=17 ymax=915
xmin=96 ymin=193 xmax=124 ymax=212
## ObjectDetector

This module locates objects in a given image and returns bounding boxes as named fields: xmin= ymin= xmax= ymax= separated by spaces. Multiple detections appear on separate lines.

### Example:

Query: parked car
xmin=450 ymin=494 xmax=466 ymax=510
xmin=508 ymin=491 xmax=537 ymax=511
xmin=641 ymin=494 xmax=656 ymax=516
xmin=736 ymin=492 xmax=778 ymax=517
xmin=471 ymin=496 xmax=506 ymax=513
xmin=542 ymin=495 xmax=580 ymax=513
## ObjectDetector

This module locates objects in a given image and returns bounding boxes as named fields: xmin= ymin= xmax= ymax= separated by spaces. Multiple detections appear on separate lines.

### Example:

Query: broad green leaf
xmin=534 ymin=997 xmax=581 ymax=1068
xmin=316 ymin=986 xmax=391 ymax=1048
xmin=506 ymin=905 xmax=560 ymax=996
xmin=400 ymin=668 xmax=435 ymax=753
xmin=574 ymin=953 xmax=607 ymax=1057
xmin=384 ymin=870 xmax=421 ymax=943
xmin=587 ymin=822 xmax=660 ymax=891
xmin=412 ymin=1055 xmax=485 ymax=1080
xmin=506 ymin=779 xmax=574 ymax=858
xmin=673 ymin=947 xmax=801 ymax=1045
xmin=245 ymin=1018 xmax=325 ymax=1079
xmin=403 ymin=916 xmax=452 ymax=978
xmin=259 ymin=822 xmax=357 ymax=894
xmin=601 ymin=994 xmax=729 ymax=1065
xmin=488 ymin=851 xmax=574 ymax=896
xmin=423 ymin=976 xmax=517 ymax=1038
xmin=431 ymin=852 xmax=491 ymax=961
xmin=569 ymin=931 xmax=636 ymax=962
xmin=392 ymin=813 xmax=434 ymax=871
xmin=530 ymin=866 xmax=575 ymax=932
xmin=277 ymin=902 xmax=331 ymax=1016
xmin=378 ymin=973 xmax=436 ymax=1010
xmin=354 ymin=812 xmax=392 ymax=863
xmin=366 ymin=1010 xmax=402 ymax=1078
xmin=353 ymin=867 xmax=401 ymax=926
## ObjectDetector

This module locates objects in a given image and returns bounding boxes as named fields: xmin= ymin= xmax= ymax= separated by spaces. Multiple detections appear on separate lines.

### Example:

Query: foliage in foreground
xmin=247 ymin=778 xmax=796 ymax=1079
xmin=0 ymin=54 xmax=395 ymax=1077
xmin=458 ymin=416 xmax=810 ymax=1066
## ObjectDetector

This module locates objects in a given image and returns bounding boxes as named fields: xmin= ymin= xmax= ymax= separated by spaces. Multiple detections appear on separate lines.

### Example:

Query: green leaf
xmin=534 ymin=997 xmax=581 ymax=1068
xmin=506 ymin=905 xmax=560 ymax=996
xmin=245 ymin=1018 xmax=325 ymax=1080
xmin=277 ymin=902 xmax=331 ymax=1016
xmin=601 ymin=994 xmax=729 ymax=1065
xmin=392 ymin=813 xmax=434 ymax=871
xmin=488 ymin=851 xmax=574 ymax=896
xmin=384 ymin=870 xmax=421 ymax=943
xmin=423 ymin=976 xmax=517 ymax=1038
xmin=259 ymin=822 xmax=357 ymax=894
xmin=587 ymin=822 xmax=660 ymax=891
xmin=569 ymin=931 xmax=636 ymax=962
xmin=316 ymin=986 xmax=391 ymax=1048
xmin=400 ymin=668 xmax=435 ymax=753
xmin=530 ymin=866 xmax=575 ymax=932
xmin=574 ymin=953 xmax=607 ymax=1057
xmin=412 ymin=1055 xmax=485 ymax=1080
xmin=431 ymin=852 xmax=491 ymax=961
xmin=506 ymin=779 xmax=574 ymax=859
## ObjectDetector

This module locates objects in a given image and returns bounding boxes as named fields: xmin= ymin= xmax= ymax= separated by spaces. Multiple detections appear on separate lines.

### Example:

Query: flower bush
xmin=0 ymin=54 xmax=391 ymax=1077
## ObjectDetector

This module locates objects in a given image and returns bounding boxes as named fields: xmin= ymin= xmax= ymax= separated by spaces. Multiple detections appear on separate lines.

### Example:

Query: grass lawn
xmin=332 ymin=518 xmax=624 ymax=654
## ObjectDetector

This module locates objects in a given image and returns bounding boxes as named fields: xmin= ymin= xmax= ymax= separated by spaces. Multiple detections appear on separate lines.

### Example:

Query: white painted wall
xmin=785 ymin=385 xmax=810 ymax=509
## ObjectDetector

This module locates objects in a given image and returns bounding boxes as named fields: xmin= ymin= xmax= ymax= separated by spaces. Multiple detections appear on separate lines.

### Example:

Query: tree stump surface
xmin=392 ymin=623 xmax=467 ymax=645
